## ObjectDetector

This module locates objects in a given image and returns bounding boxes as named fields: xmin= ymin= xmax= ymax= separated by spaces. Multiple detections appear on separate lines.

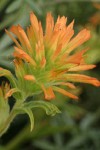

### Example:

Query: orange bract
xmin=6 ymin=12 xmax=100 ymax=100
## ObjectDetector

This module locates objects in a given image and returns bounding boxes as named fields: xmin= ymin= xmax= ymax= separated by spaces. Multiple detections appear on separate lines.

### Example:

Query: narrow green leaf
xmin=0 ymin=47 xmax=13 ymax=70
xmin=0 ymin=68 xmax=17 ymax=88
xmin=24 ymin=0 xmax=42 ymax=15
xmin=15 ymin=107 xmax=34 ymax=131
xmin=23 ymin=101 xmax=61 ymax=116
xmin=0 ymin=34 xmax=13 ymax=50
xmin=6 ymin=0 xmax=22 ymax=13
xmin=0 ymin=12 xmax=22 ymax=30
xmin=21 ymin=108 xmax=34 ymax=131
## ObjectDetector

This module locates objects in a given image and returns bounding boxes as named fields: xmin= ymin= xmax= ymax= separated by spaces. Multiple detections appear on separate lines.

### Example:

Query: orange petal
xmin=41 ymin=85 xmax=55 ymax=100
xmin=24 ymin=75 xmax=36 ymax=81
xmin=61 ymin=29 xmax=74 ymax=49
xmin=17 ymin=25 xmax=33 ymax=53
xmin=13 ymin=58 xmax=23 ymax=69
xmin=27 ymin=26 xmax=36 ymax=48
xmin=54 ymin=16 xmax=67 ymax=31
xmin=60 ymin=82 xmax=76 ymax=89
xmin=5 ymin=88 xmax=18 ymax=99
xmin=66 ymin=48 xmax=88 ymax=64
xmin=63 ymin=74 xmax=100 ymax=86
xmin=54 ymin=82 xmax=76 ymax=89
xmin=5 ymin=29 xmax=22 ymax=49
xmin=45 ymin=12 xmax=54 ymax=39
xmin=39 ymin=21 xmax=43 ymax=43
xmin=66 ymin=29 xmax=90 ymax=53
xmin=50 ymin=31 xmax=60 ymax=49
xmin=40 ymin=57 xmax=46 ymax=68
xmin=51 ymin=44 xmax=62 ymax=61
xmin=35 ymin=41 xmax=44 ymax=61
xmin=68 ymin=65 xmax=96 ymax=71
xmin=52 ymin=86 xmax=78 ymax=100
xmin=14 ymin=47 xmax=36 ymax=67
xmin=10 ymin=25 xmax=28 ymax=51
xmin=30 ymin=12 xmax=39 ymax=33
xmin=10 ymin=25 xmax=19 ymax=35
xmin=67 ymin=20 xmax=74 ymax=30
xmin=59 ymin=20 xmax=74 ymax=49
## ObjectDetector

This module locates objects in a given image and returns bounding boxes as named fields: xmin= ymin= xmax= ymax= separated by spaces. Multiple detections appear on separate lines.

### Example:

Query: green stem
xmin=0 ymin=100 xmax=23 ymax=137
xmin=0 ymin=108 xmax=16 ymax=137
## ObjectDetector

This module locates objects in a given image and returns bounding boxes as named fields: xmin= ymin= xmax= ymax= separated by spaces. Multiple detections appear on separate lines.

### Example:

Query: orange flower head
xmin=6 ymin=12 xmax=100 ymax=100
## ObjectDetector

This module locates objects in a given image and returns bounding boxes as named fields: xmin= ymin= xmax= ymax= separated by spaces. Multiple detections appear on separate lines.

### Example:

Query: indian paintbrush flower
xmin=0 ymin=12 xmax=100 ymax=136
xmin=5 ymin=12 xmax=100 ymax=101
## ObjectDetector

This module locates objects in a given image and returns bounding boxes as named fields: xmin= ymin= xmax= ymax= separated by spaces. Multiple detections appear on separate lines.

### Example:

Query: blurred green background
xmin=0 ymin=0 xmax=100 ymax=150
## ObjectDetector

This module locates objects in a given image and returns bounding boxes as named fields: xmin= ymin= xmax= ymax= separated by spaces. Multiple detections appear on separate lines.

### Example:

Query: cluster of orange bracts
xmin=5 ymin=12 xmax=100 ymax=100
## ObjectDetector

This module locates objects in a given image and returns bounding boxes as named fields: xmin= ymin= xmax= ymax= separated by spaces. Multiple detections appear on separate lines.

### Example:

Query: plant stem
xmin=0 ymin=100 xmax=23 ymax=137
xmin=0 ymin=108 xmax=16 ymax=137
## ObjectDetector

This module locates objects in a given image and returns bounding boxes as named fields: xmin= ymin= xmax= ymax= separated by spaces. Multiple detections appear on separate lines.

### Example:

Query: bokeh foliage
xmin=0 ymin=0 xmax=100 ymax=150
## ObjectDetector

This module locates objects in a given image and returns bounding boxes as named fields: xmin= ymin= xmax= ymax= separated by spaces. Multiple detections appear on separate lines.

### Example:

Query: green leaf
xmin=6 ymin=0 xmax=22 ymax=13
xmin=23 ymin=100 xmax=61 ymax=116
xmin=0 ymin=95 xmax=10 ymax=136
xmin=0 ymin=68 xmax=17 ymax=88
xmin=0 ymin=11 xmax=22 ymax=30
xmin=16 ymin=107 xmax=34 ymax=131
xmin=0 ymin=33 xmax=13 ymax=50
xmin=0 ymin=100 xmax=10 ymax=128
xmin=24 ymin=0 xmax=42 ymax=15
xmin=22 ymin=108 xmax=34 ymax=131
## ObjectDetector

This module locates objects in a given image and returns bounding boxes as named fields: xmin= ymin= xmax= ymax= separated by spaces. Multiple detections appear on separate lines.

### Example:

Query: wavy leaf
xmin=16 ymin=107 xmax=34 ymax=131
xmin=23 ymin=100 xmax=61 ymax=116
